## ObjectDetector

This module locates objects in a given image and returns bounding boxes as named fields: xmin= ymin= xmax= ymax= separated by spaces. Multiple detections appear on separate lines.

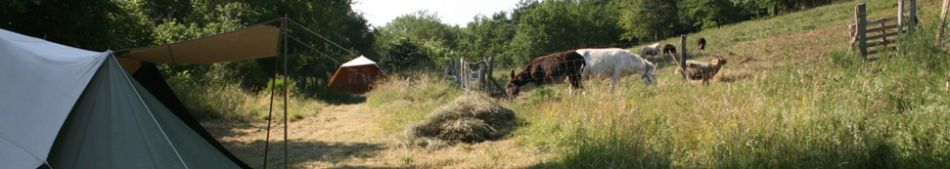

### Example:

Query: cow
xmin=640 ymin=43 xmax=677 ymax=59
xmin=506 ymin=50 xmax=586 ymax=97
xmin=576 ymin=48 xmax=656 ymax=91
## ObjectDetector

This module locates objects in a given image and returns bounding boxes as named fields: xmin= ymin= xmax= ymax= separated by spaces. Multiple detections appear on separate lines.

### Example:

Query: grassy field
xmin=189 ymin=0 xmax=950 ymax=168
xmin=362 ymin=0 xmax=950 ymax=168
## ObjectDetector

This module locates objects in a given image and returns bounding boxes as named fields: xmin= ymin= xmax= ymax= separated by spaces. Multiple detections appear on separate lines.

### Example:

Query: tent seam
xmin=0 ymin=135 xmax=46 ymax=167
xmin=111 ymin=56 xmax=191 ymax=169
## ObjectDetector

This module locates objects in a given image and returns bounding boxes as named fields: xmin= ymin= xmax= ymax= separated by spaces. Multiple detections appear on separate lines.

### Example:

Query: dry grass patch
xmin=403 ymin=94 xmax=517 ymax=148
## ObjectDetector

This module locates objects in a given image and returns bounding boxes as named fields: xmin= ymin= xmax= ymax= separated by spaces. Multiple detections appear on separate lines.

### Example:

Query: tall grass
xmin=359 ymin=1 xmax=949 ymax=168
xmin=166 ymin=68 xmax=323 ymax=122
xmin=365 ymin=73 xmax=463 ymax=133
xmin=519 ymin=19 xmax=949 ymax=169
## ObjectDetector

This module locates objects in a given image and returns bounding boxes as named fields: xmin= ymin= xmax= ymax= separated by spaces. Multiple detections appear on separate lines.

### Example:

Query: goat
xmin=676 ymin=56 xmax=727 ymax=84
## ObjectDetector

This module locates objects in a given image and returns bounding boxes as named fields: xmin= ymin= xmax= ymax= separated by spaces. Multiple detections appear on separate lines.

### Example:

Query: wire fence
xmin=444 ymin=56 xmax=504 ymax=95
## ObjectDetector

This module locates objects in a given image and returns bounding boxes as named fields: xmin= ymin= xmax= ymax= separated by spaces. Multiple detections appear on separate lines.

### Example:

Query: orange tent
xmin=328 ymin=56 xmax=385 ymax=93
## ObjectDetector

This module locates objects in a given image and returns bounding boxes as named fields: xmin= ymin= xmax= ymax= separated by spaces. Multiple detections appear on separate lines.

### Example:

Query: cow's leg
xmin=568 ymin=72 xmax=583 ymax=95
xmin=611 ymin=67 xmax=621 ymax=93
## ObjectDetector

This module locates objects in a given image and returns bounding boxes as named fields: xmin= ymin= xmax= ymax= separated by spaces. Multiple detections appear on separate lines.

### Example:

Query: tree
xmin=615 ymin=0 xmax=680 ymax=41
xmin=378 ymin=38 xmax=433 ymax=72
xmin=678 ymin=0 xmax=749 ymax=31
xmin=374 ymin=11 xmax=463 ymax=67
xmin=506 ymin=0 xmax=623 ymax=65
xmin=458 ymin=12 xmax=518 ymax=61
xmin=0 ymin=0 xmax=153 ymax=50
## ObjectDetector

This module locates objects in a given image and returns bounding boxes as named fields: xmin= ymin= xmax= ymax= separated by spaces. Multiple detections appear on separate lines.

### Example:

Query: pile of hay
xmin=403 ymin=94 xmax=516 ymax=148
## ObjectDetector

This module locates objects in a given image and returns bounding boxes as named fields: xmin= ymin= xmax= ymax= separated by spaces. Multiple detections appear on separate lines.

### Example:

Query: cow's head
xmin=506 ymin=70 xmax=529 ymax=97
xmin=642 ymin=60 xmax=658 ymax=85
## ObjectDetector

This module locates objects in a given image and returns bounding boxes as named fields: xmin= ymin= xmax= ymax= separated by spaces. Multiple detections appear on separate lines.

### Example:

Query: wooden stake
xmin=937 ymin=0 xmax=949 ymax=47
xmin=857 ymin=4 xmax=868 ymax=60
xmin=909 ymin=0 xmax=917 ymax=28
xmin=898 ymin=0 xmax=905 ymax=32
xmin=680 ymin=34 xmax=688 ymax=80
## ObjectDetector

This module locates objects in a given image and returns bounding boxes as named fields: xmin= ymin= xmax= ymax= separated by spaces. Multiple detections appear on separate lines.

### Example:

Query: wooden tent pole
xmin=281 ymin=15 xmax=290 ymax=169
xmin=261 ymin=17 xmax=284 ymax=169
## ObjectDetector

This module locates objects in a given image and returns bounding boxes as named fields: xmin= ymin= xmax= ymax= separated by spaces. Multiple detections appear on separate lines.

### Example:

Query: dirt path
xmin=203 ymin=103 xmax=551 ymax=169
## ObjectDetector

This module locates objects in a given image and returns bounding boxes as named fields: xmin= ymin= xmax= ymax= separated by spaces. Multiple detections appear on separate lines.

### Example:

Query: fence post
xmin=460 ymin=58 xmax=468 ymax=91
xmin=909 ymin=0 xmax=917 ymax=29
xmin=939 ymin=0 xmax=950 ymax=47
xmin=857 ymin=4 xmax=868 ymax=60
xmin=898 ymin=0 xmax=905 ymax=33
xmin=680 ymin=34 xmax=688 ymax=80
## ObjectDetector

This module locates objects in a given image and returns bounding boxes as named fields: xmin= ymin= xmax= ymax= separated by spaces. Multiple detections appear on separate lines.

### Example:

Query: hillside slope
xmin=207 ymin=0 xmax=950 ymax=168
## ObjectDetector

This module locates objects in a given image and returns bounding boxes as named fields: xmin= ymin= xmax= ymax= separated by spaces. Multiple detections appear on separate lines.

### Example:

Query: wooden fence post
xmin=898 ymin=0 xmax=904 ymax=32
xmin=680 ymin=34 xmax=688 ymax=80
xmin=857 ymin=4 xmax=868 ymax=60
xmin=909 ymin=0 xmax=917 ymax=29
xmin=939 ymin=0 xmax=950 ymax=47
xmin=460 ymin=58 xmax=468 ymax=91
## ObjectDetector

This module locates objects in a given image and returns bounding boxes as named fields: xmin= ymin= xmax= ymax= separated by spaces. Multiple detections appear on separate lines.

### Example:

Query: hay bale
xmin=403 ymin=94 xmax=516 ymax=148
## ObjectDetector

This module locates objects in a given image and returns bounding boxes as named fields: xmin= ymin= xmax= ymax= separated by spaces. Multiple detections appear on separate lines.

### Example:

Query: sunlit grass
xmin=363 ymin=0 xmax=950 ymax=168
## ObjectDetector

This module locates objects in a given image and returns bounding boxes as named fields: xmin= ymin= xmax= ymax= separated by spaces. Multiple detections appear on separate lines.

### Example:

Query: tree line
xmin=375 ymin=0 xmax=841 ymax=70
xmin=0 ymin=0 xmax=837 ymax=97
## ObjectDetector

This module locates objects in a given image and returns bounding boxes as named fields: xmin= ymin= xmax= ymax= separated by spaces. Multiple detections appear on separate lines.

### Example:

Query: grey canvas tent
xmin=0 ymin=23 xmax=281 ymax=169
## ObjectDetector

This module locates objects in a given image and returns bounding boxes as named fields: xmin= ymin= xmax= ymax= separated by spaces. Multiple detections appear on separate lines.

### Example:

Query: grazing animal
xmin=576 ymin=48 xmax=656 ymax=91
xmin=640 ymin=43 xmax=677 ymax=58
xmin=506 ymin=50 xmax=586 ymax=97
xmin=697 ymin=38 xmax=707 ymax=51
xmin=678 ymin=56 xmax=727 ymax=84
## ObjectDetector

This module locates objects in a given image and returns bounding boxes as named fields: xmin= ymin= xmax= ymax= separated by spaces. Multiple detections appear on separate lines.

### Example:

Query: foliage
xmin=677 ymin=0 xmax=750 ymax=31
xmin=0 ymin=0 xmax=153 ymax=50
xmin=615 ymin=0 xmax=680 ymax=41
xmin=374 ymin=11 xmax=461 ymax=71
xmin=506 ymin=0 xmax=624 ymax=65
xmin=457 ymin=12 xmax=518 ymax=61
xmin=378 ymin=37 xmax=434 ymax=71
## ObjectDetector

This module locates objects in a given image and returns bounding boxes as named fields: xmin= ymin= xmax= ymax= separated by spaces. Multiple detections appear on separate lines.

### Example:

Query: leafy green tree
xmin=0 ymin=0 xmax=153 ymax=50
xmin=379 ymin=38 xmax=433 ymax=72
xmin=678 ymin=0 xmax=749 ymax=31
xmin=374 ymin=11 xmax=462 ymax=67
xmin=506 ymin=0 xmax=623 ymax=65
xmin=458 ymin=12 xmax=518 ymax=61
xmin=615 ymin=0 xmax=680 ymax=42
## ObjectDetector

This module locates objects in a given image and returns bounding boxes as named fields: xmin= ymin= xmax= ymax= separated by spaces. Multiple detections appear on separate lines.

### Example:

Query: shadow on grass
xmin=201 ymin=122 xmax=394 ymax=169
xmin=222 ymin=139 xmax=387 ymax=169
xmin=526 ymin=143 xmax=672 ymax=169
xmin=710 ymin=137 xmax=948 ymax=169
xmin=312 ymin=89 xmax=367 ymax=105
xmin=523 ymin=129 xmax=673 ymax=169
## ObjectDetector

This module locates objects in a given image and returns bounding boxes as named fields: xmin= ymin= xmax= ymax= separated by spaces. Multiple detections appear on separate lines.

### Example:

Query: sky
xmin=351 ymin=0 xmax=521 ymax=27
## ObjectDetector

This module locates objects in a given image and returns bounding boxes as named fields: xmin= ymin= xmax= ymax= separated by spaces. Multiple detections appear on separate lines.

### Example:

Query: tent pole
xmin=282 ymin=15 xmax=290 ymax=169
xmin=262 ymin=23 xmax=281 ymax=169
xmin=262 ymin=16 xmax=291 ymax=169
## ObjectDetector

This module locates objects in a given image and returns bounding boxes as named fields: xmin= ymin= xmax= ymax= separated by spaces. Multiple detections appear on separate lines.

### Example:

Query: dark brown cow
xmin=698 ymin=37 xmax=707 ymax=50
xmin=506 ymin=50 xmax=586 ymax=97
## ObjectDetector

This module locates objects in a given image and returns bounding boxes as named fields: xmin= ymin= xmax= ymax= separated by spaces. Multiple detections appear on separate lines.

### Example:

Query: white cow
xmin=575 ymin=48 xmax=656 ymax=91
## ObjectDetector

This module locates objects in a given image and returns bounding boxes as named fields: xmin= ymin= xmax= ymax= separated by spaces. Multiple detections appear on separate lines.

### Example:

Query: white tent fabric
xmin=340 ymin=55 xmax=377 ymax=67
xmin=0 ymin=29 xmax=110 ymax=168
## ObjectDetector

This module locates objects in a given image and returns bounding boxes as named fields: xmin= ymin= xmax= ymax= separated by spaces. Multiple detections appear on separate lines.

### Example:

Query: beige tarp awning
xmin=117 ymin=25 xmax=281 ymax=65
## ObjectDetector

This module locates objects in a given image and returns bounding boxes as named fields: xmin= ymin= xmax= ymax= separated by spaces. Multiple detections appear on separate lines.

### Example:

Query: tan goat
xmin=676 ymin=56 xmax=727 ymax=84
